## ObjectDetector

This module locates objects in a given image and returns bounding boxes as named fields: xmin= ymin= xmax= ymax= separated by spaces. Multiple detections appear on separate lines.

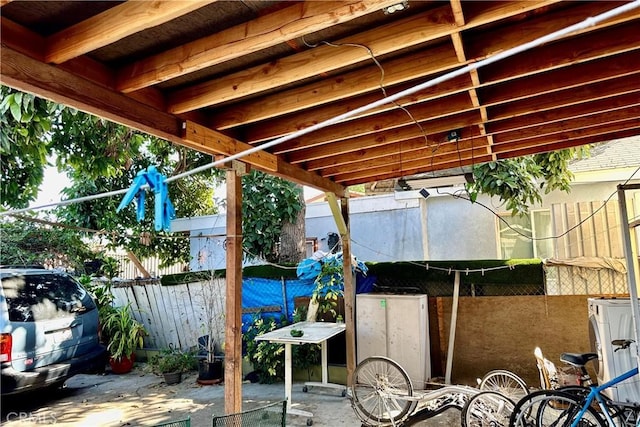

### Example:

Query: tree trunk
xmin=278 ymin=185 xmax=306 ymax=263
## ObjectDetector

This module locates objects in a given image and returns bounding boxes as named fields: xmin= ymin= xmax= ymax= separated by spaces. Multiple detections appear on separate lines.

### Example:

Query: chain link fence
xmin=367 ymin=261 xmax=629 ymax=297
xmin=544 ymin=264 xmax=628 ymax=296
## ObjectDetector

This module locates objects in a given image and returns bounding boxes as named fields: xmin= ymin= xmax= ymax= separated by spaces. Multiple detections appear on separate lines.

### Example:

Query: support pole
xmin=326 ymin=193 xmax=356 ymax=385
xmin=617 ymin=184 xmax=640 ymax=367
xmin=224 ymin=167 xmax=243 ymax=413
xmin=342 ymin=198 xmax=356 ymax=386
xmin=445 ymin=271 xmax=461 ymax=385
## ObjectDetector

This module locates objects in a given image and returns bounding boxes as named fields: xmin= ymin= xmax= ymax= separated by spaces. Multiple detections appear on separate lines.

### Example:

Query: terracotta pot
xmin=109 ymin=353 xmax=135 ymax=374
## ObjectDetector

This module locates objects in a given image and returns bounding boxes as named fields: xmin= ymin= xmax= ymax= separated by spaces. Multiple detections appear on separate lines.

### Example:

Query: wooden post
xmin=225 ymin=167 xmax=243 ymax=414
xmin=326 ymin=193 xmax=355 ymax=385
xmin=126 ymin=250 xmax=151 ymax=278
xmin=445 ymin=271 xmax=461 ymax=384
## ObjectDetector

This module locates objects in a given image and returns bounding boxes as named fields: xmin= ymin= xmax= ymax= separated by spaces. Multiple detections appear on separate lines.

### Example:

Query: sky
xmin=31 ymin=165 xmax=71 ymax=208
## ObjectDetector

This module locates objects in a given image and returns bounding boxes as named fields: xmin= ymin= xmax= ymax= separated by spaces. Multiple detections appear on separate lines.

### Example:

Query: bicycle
xmin=350 ymin=356 xmax=529 ymax=426
xmin=509 ymin=340 xmax=640 ymax=427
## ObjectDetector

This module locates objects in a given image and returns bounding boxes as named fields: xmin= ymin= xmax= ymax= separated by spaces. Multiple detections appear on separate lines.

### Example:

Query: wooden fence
xmin=111 ymin=278 xmax=225 ymax=352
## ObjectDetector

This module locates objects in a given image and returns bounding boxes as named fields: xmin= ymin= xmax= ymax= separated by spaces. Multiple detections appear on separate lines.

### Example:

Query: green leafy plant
xmin=311 ymin=259 xmax=344 ymax=320
xmin=467 ymin=148 xmax=588 ymax=216
xmin=243 ymin=313 xmax=286 ymax=383
xmin=102 ymin=303 xmax=147 ymax=362
xmin=79 ymin=274 xmax=115 ymax=323
xmin=150 ymin=347 xmax=197 ymax=374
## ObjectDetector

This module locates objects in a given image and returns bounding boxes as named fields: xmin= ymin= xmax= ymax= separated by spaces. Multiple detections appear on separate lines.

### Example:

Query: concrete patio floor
xmin=1 ymin=364 xmax=460 ymax=426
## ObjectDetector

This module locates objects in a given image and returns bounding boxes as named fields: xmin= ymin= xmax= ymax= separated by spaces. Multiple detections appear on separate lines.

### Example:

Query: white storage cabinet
xmin=356 ymin=293 xmax=431 ymax=389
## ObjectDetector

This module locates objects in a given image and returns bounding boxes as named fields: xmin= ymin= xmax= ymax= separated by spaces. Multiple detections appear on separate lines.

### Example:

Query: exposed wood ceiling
xmin=2 ymin=0 xmax=639 ymax=197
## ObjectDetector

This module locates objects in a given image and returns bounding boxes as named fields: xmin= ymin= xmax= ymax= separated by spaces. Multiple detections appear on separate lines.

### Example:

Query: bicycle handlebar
xmin=612 ymin=339 xmax=634 ymax=351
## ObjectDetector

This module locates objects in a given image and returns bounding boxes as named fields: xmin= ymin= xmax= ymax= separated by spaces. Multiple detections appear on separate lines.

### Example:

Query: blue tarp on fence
xmin=241 ymin=272 xmax=375 ymax=332
xmin=241 ymin=277 xmax=315 ymax=331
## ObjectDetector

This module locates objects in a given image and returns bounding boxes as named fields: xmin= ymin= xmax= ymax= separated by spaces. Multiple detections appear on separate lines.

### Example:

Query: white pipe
xmin=4 ymin=0 xmax=639 ymax=217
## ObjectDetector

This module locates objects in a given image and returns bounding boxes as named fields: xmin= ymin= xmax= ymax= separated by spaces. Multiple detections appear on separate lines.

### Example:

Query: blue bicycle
xmin=510 ymin=340 xmax=640 ymax=427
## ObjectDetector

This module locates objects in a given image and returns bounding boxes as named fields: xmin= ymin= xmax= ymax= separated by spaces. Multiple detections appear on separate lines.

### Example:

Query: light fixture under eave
xmin=395 ymin=178 xmax=412 ymax=191
xmin=383 ymin=1 xmax=409 ymax=15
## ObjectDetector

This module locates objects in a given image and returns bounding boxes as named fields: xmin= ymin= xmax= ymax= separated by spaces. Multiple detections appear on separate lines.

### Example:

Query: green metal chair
xmin=154 ymin=416 xmax=191 ymax=427
xmin=212 ymin=400 xmax=287 ymax=426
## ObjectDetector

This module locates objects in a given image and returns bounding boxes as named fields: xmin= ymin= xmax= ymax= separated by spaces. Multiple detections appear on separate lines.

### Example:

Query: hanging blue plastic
xmin=116 ymin=165 xmax=175 ymax=232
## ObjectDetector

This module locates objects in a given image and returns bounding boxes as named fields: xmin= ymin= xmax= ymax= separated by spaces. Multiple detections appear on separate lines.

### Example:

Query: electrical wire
xmin=3 ymin=0 xmax=638 ymax=218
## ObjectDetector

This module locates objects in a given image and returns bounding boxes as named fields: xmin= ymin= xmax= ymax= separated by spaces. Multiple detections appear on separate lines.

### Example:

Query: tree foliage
xmin=0 ymin=86 xmax=60 ymax=208
xmin=0 ymin=216 xmax=94 ymax=270
xmin=0 ymin=86 xmax=305 ymax=269
xmin=241 ymin=171 xmax=304 ymax=262
xmin=0 ymin=86 xmax=220 ymax=266
xmin=467 ymin=148 xmax=587 ymax=216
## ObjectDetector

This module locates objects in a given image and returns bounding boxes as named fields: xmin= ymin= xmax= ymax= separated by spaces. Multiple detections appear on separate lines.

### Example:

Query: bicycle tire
xmin=462 ymin=390 xmax=515 ymax=427
xmin=509 ymin=389 xmax=606 ymax=427
xmin=479 ymin=370 xmax=529 ymax=401
xmin=351 ymin=356 xmax=415 ymax=426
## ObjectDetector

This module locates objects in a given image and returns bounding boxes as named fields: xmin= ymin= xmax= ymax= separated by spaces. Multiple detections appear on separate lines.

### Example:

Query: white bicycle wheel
xmin=351 ymin=356 xmax=415 ymax=426
xmin=462 ymin=390 xmax=515 ymax=427
xmin=479 ymin=370 xmax=528 ymax=402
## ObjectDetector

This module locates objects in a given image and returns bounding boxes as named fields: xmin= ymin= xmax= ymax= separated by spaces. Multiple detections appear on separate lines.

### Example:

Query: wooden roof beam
xmin=277 ymin=56 xmax=637 ymax=157
xmin=276 ymin=93 xmax=475 ymax=155
xmin=289 ymin=111 xmax=481 ymax=165
xmin=491 ymin=118 xmax=640 ymax=155
xmin=489 ymin=72 xmax=640 ymax=121
xmin=209 ymin=0 xmax=561 ymax=130
xmin=492 ymin=106 xmax=640 ymax=144
xmin=255 ymin=74 xmax=472 ymax=148
xmin=167 ymin=5 xmax=457 ymax=114
xmin=236 ymin=12 xmax=638 ymax=144
xmin=496 ymin=129 xmax=640 ymax=160
xmin=317 ymin=134 xmax=481 ymax=176
xmin=45 ymin=1 xmax=216 ymax=64
xmin=211 ymin=42 xmax=460 ymax=130
xmin=116 ymin=0 xmax=406 ymax=93
xmin=330 ymin=149 xmax=492 ymax=184
xmin=330 ymin=122 xmax=640 ymax=186
xmin=479 ymin=20 xmax=639 ymax=84
xmin=467 ymin=1 xmax=637 ymax=61
xmin=1 ymin=45 xmax=344 ymax=196
xmin=487 ymin=92 xmax=640 ymax=135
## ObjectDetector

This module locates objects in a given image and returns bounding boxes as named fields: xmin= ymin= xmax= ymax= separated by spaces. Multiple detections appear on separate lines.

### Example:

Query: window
xmin=2 ymin=273 xmax=96 ymax=322
xmin=498 ymin=210 xmax=553 ymax=259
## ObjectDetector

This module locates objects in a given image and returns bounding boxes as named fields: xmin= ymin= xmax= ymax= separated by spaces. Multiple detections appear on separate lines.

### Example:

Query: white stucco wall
xmin=171 ymin=177 xmax=638 ymax=270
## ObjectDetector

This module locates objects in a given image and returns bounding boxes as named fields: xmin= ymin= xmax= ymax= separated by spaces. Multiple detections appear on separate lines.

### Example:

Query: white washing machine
xmin=588 ymin=298 xmax=640 ymax=403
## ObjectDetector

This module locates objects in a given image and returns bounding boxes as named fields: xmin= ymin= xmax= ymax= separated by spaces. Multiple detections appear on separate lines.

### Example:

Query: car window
xmin=1 ymin=273 xmax=96 ymax=322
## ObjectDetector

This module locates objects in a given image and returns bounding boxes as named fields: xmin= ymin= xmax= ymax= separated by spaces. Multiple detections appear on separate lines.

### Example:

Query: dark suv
xmin=1 ymin=267 xmax=106 ymax=395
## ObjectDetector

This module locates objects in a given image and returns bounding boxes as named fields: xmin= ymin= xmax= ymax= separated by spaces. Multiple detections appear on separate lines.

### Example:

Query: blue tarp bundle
xmin=242 ymin=253 xmax=373 ymax=331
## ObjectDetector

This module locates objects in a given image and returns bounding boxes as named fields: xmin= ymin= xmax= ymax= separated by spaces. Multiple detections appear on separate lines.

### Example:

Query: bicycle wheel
xmin=351 ymin=356 xmax=415 ymax=426
xmin=509 ymin=389 xmax=606 ymax=427
xmin=462 ymin=390 xmax=515 ymax=427
xmin=480 ymin=370 xmax=529 ymax=401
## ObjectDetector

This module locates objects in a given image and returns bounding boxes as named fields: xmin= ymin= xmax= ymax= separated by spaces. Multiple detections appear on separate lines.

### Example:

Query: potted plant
xmin=102 ymin=303 xmax=147 ymax=374
xmin=150 ymin=346 xmax=196 ymax=385
xmin=196 ymin=273 xmax=226 ymax=384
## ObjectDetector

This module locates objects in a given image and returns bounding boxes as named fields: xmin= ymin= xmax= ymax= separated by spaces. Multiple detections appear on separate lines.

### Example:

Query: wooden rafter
xmin=45 ymin=1 xmax=216 ymax=64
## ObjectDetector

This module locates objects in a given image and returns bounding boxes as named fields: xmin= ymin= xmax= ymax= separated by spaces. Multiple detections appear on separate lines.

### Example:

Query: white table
xmin=255 ymin=321 xmax=347 ymax=424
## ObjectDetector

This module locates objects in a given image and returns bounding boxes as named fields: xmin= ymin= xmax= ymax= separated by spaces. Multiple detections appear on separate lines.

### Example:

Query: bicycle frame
xmin=571 ymin=366 xmax=639 ymax=427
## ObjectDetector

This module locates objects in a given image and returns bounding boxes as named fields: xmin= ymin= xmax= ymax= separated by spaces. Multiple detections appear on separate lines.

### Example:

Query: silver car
xmin=1 ymin=267 xmax=106 ymax=395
